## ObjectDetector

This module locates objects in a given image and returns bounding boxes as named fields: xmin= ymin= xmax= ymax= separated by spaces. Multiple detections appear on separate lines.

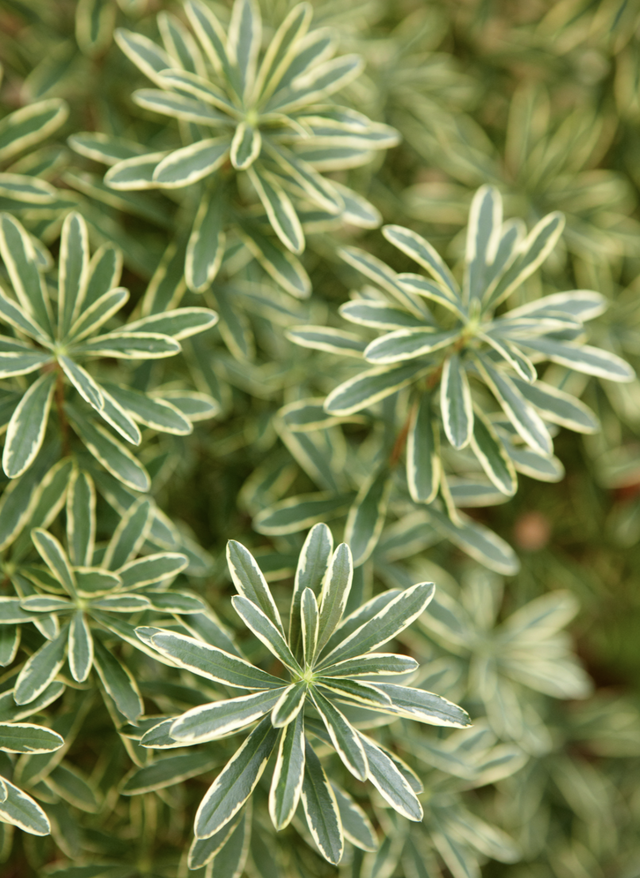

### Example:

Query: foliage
xmin=0 ymin=0 xmax=637 ymax=876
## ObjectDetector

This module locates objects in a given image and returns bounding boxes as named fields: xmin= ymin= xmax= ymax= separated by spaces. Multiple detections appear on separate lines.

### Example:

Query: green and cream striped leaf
xmin=384 ymin=225 xmax=460 ymax=299
xmin=370 ymin=683 xmax=471 ymax=728
xmin=321 ymin=653 xmax=418 ymax=678
xmin=72 ymin=330 xmax=181 ymax=359
xmin=59 ymin=356 xmax=103 ymax=410
xmin=0 ymin=213 xmax=53 ymax=337
xmin=67 ymin=408 xmax=151 ymax=492
xmin=269 ymin=710 xmax=305 ymax=830
xmin=158 ymin=10 xmax=206 ymax=77
xmin=407 ymin=392 xmax=440 ymax=504
xmin=270 ymin=682 xmax=306 ymax=727
xmin=115 ymin=28 xmax=172 ymax=85
xmin=93 ymin=637 xmax=143 ymax=722
xmin=475 ymin=356 xmax=553 ymax=455
xmin=227 ymin=540 xmax=283 ymax=632
xmin=228 ymin=0 xmax=261 ymax=98
xmin=426 ymin=506 xmax=519 ymax=575
xmin=66 ymin=469 xmax=95 ymax=567
xmin=345 ymin=468 xmax=392 ymax=566
xmin=365 ymin=328 xmax=460 ymax=364
xmin=481 ymin=332 xmax=537 ymax=382
xmin=231 ymin=595 xmax=299 ymax=671
xmin=519 ymin=338 xmax=634 ymax=382
xmin=255 ymin=3 xmax=312 ymax=100
xmin=14 ymin=625 xmax=69 ymax=705
xmin=239 ymin=222 xmax=311 ymax=298
xmin=264 ymin=140 xmax=342 ymax=213
xmin=195 ymin=715 xmax=278 ymax=839
xmin=484 ymin=211 xmax=565 ymax=310
xmin=501 ymin=436 xmax=565 ymax=483
xmin=0 ymin=98 xmax=68 ymax=163
xmin=398 ymin=273 xmax=466 ymax=318
xmin=441 ymin=353 xmax=473 ymax=449
xmin=470 ymin=409 xmax=517 ymax=496
xmin=316 ymin=543 xmax=352 ymax=653
xmin=339 ymin=300 xmax=425 ymax=330
xmin=506 ymin=290 xmax=606 ymax=323
xmin=118 ymin=553 xmax=188 ymax=590
xmin=301 ymin=740 xmax=344 ymax=865
xmin=121 ymin=751 xmax=218 ymax=796
xmin=301 ymin=587 xmax=319 ymax=665
xmin=0 ymin=174 xmax=57 ymax=204
xmin=465 ymin=185 xmax=502 ymax=303
xmin=325 ymin=361 xmax=431 ymax=416
xmin=358 ymin=732 xmax=422 ymax=821
xmin=0 ymin=778 xmax=50 ymax=835
xmin=58 ymin=212 xmax=90 ymax=337
xmin=188 ymin=812 xmax=243 ymax=870
xmin=104 ymin=151 xmax=167 ymax=191
xmin=2 ymin=372 xmax=55 ymax=479
xmin=68 ymin=611 xmax=93 ymax=682
xmin=248 ymin=166 xmax=304 ymax=253
xmin=185 ymin=0 xmax=236 ymax=85
xmin=290 ymin=522 xmax=332 ymax=658
xmin=67 ymin=287 xmax=129 ymax=343
xmin=311 ymin=688 xmax=367 ymax=780
xmin=339 ymin=246 xmax=427 ymax=319
xmin=31 ymin=527 xmax=76 ymax=597
xmin=320 ymin=581 xmax=435 ymax=667
xmin=153 ymin=137 xmax=231 ymax=188
xmin=157 ymin=69 xmax=239 ymax=117
xmin=93 ymin=387 xmax=142 ymax=445
xmin=169 ymin=689 xmax=284 ymax=744
xmin=287 ymin=325 xmax=366 ymax=357
xmin=0 ymin=286 xmax=51 ymax=345
xmin=268 ymin=55 xmax=363 ymax=114
xmin=0 ymin=723 xmax=63 ymax=754
xmin=186 ymin=186 xmax=226 ymax=292
xmin=104 ymin=499 xmax=151 ymax=570
xmin=140 ymin=627 xmax=282 ymax=690
xmin=512 ymin=379 xmax=599 ymax=433
xmin=102 ymin=384 xmax=192 ymax=436
xmin=231 ymin=122 xmax=262 ymax=170
xmin=68 ymin=132 xmax=147 ymax=167
xmin=331 ymin=783 xmax=377 ymax=852
xmin=317 ymin=678 xmax=391 ymax=709
xmin=0 ymin=351 xmax=52 ymax=379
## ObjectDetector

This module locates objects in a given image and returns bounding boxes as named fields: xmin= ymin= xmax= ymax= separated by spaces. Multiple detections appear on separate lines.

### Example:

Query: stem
xmin=55 ymin=368 xmax=70 ymax=458
xmin=389 ymin=401 xmax=417 ymax=468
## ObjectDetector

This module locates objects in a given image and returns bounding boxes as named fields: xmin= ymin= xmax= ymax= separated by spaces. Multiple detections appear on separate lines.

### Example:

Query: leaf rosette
xmin=137 ymin=523 xmax=470 ymax=865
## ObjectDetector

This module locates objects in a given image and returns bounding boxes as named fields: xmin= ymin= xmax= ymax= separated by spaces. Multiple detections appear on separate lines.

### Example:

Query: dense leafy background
xmin=0 ymin=0 xmax=639 ymax=877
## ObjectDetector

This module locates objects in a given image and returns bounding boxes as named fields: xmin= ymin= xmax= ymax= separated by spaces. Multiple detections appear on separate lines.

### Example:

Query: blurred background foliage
xmin=0 ymin=0 xmax=639 ymax=876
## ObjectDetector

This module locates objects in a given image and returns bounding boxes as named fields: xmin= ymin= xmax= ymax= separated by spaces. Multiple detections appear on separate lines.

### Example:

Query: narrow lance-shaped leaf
xmin=195 ymin=715 xmax=279 ymax=839
xmin=68 ymin=611 xmax=93 ymax=683
xmin=470 ymin=410 xmax=517 ymax=496
xmin=231 ymin=596 xmax=299 ymax=671
xmin=93 ymin=638 xmax=143 ymax=723
xmin=271 ymin=683 xmax=307 ymax=727
xmin=407 ymin=392 xmax=440 ymax=504
xmin=226 ymin=540 xmax=283 ymax=632
xmin=290 ymin=523 xmax=333 ymax=658
xmin=66 ymin=470 xmax=96 ymax=567
xmin=269 ymin=710 xmax=305 ymax=830
xmin=311 ymin=689 xmax=368 ymax=780
xmin=441 ymin=353 xmax=473 ymax=449
xmin=58 ymin=212 xmax=90 ymax=337
xmin=14 ymin=624 xmax=69 ymax=705
xmin=345 ymin=468 xmax=392 ymax=566
xmin=170 ymin=689 xmax=285 ymax=744
xmin=316 ymin=543 xmax=352 ymax=652
xmin=301 ymin=587 xmax=319 ymax=666
xmin=2 ymin=372 xmax=55 ymax=479
xmin=301 ymin=740 xmax=344 ymax=865
xmin=31 ymin=528 xmax=77 ymax=597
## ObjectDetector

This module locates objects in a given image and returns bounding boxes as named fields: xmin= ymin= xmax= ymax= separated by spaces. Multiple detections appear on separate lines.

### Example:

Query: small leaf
xmin=3 ymin=372 xmax=55 ymax=479
xmin=301 ymin=740 xmax=344 ymax=865
xmin=345 ymin=468 xmax=392 ymax=566
xmin=269 ymin=711 xmax=305 ymax=830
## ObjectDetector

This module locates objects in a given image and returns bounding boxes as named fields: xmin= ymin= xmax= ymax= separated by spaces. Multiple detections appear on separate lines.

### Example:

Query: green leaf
xmin=270 ymin=683 xmax=306 ymax=727
xmin=365 ymin=328 xmax=459 ymax=364
xmin=239 ymin=222 xmax=311 ymax=298
xmin=481 ymin=332 xmax=537 ymax=382
xmin=31 ymin=528 xmax=77 ymax=596
xmin=301 ymin=588 xmax=319 ymax=666
xmin=118 ymin=553 xmax=188 ymax=589
xmin=254 ymin=492 xmax=353 ymax=536
xmin=331 ymin=783 xmax=377 ymax=851
xmin=325 ymin=361 xmax=431 ymax=415
xmin=45 ymin=763 xmax=100 ymax=813
xmin=3 ymin=372 xmax=55 ymax=479
xmin=465 ymin=185 xmax=502 ymax=303
xmin=441 ymin=353 xmax=473 ymax=449
xmin=170 ymin=689 xmax=284 ymax=743
xmin=153 ymin=137 xmax=230 ymax=188
xmin=512 ymin=378 xmax=599 ymax=433
xmin=248 ymin=167 xmax=304 ymax=253
xmin=14 ymin=624 xmax=68 ymax=705
xmin=121 ymin=751 xmax=218 ymax=795
xmin=229 ymin=0 xmax=261 ymax=96
xmin=289 ymin=522 xmax=332 ymax=657
xmin=340 ymin=300 xmax=425 ymax=331
xmin=186 ymin=185 xmax=226 ymax=292
xmin=339 ymin=246 xmax=427 ymax=319
xmin=383 ymin=224 xmax=460 ymax=299
xmin=93 ymin=387 xmax=142 ymax=445
xmin=68 ymin=288 xmax=129 ymax=343
xmin=287 ymin=326 xmax=366 ymax=357
xmin=231 ymin=596 xmax=299 ymax=671
xmin=58 ymin=212 xmax=90 ymax=338
xmin=372 ymin=683 xmax=471 ymax=727
xmin=158 ymin=10 xmax=205 ymax=76
xmin=519 ymin=338 xmax=634 ymax=382
xmin=300 ymin=740 xmax=344 ymax=865
xmin=0 ymin=722 xmax=63 ymax=754
xmin=75 ymin=569 xmax=121 ymax=595
xmin=67 ymin=407 xmax=151 ymax=492
xmin=0 ymin=98 xmax=68 ymax=162
xmin=358 ymin=733 xmax=422 ymax=821
xmin=195 ymin=715 xmax=278 ymax=838
xmin=407 ymin=392 xmax=440 ymax=504
xmin=255 ymin=3 xmax=312 ymax=99
xmin=0 ymin=286 xmax=50 ymax=345
xmin=317 ymin=678 xmax=392 ymax=709
xmin=93 ymin=638 xmax=143 ymax=722
xmin=72 ymin=331 xmax=181 ymax=359
xmin=226 ymin=540 xmax=283 ymax=632
xmin=231 ymin=123 xmax=262 ymax=170
xmin=317 ymin=543 xmax=352 ymax=652
xmin=185 ymin=0 xmax=235 ymax=83
xmin=59 ymin=355 xmax=104 ymax=410
xmin=0 ymin=213 xmax=53 ymax=337
xmin=470 ymin=410 xmax=517 ymax=496
xmin=103 ymin=499 xmax=151 ymax=570
xmin=0 ymin=351 xmax=52 ymax=379
xmin=345 ymin=468 xmax=392 ymax=566
xmin=0 ymin=777 xmax=50 ymax=835
xmin=122 ymin=308 xmax=218 ymax=340
xmin=141 ymin=628 xmax=283 ymax=690
xmin=475 ymin=356 xmax=553 ymax=455
xmin=188 ymin=813 xmax=243 ymax=870
xmin=426 ymin=506 xmax=519 ymax=575
xmin=507 ymin=289 xmax=606 ymax=323
xmin=320 ymin=581 xmax=434 ymax=667
xmin=321 ymin=653 xmax=418 ymax=678
xmin=68 ymin=611 xmax=93 ymax=682
xmin=269 ymin=54 xmax=363 ymax=114
xmin=204 ymin=806 xmax=250 ymax=878
xmin=269 ymin=711 xmax=305 ymax=830
xmin=485 ymin=211 xmax=565 ymax=309
xmin=104 ymin=151 xmax=167 ymax=190
xmin=114 ymin=28 xmax=172 ymax=84
xmin=0 ymin=173 xmax=56 ymax=203
xmin=311 ymin=688 xmax=367 ymax=780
